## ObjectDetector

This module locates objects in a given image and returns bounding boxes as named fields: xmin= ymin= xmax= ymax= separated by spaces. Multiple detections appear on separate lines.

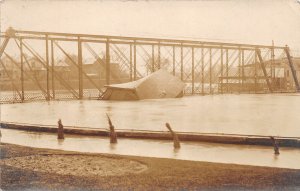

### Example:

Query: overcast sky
xmin=1 ymin=0 xmax=300 ymax=54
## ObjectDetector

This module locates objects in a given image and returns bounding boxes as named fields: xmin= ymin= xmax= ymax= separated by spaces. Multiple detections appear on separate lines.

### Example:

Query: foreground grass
xmin=1 ymin=143 xmax=300 ymax=191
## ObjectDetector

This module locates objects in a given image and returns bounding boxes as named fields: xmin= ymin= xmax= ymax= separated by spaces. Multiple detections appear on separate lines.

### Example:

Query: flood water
xmin=2 ymin=129 xmax=300 ymax=169
xmin=1 ymin=94 xmax=300 ymax=137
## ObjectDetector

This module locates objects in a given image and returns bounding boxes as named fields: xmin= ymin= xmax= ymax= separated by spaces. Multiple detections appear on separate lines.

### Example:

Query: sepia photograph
xmin=0 ymin=0 xmax=300 ymax=190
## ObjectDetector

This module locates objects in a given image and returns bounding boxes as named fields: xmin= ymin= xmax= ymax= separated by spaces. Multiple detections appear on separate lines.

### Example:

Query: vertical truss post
xmin=130 ymin=44 xmax=133 ymax=81
xmin=158 ymin=42 xmax=161 ymax=70
xmin=45 ymin=35 xmax=50 ymax=101
xmin=226 ymin=49 xmax=229 ymax=93
xmin=256 ymin=48 xmax=273 ymax=93
xmin=242 ymin=49 xmax=245 ymax=92
xmin=105 ymin=38 xmax=110 ymax=86
xmin=172 ymin=45 xmax=175 ymax=76
xmin=220 ymin=47 xmax=223 ymax=94
xmin=191 ymin=47 xmax=195 ymax=94
xmin=254 ymin=50 xmax=257 ymax=93
xmin=78 ymin=37 xmax=83 ymax=99
xmin=238 ymin=48 xmax=241 ymax=93
xmin=152 ymin=44 xmax=155 ymax=72
xmin=20 ymin=38 xmax=25 ymax=102
xmin=180 ymin=44 xmax=183 ymax=81
xmin=271 ymin=41 xmax=275 ymax=79
xmin=201 ymin=47 xmax=204 ymax=95
xmin=51 ymin=40 xmax=55 ymax=99
xmin=285 ymin=46 xmax=300 ymax=91
xmin=209 ymin=48 xmax=212 ymax=94
xmin=133 ymin=41 xmax=137 ymax=80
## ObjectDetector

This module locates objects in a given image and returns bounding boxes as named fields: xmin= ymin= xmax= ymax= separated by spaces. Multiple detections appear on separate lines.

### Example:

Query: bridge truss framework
xmin=0 ymin=28 xmax=299 ymax=103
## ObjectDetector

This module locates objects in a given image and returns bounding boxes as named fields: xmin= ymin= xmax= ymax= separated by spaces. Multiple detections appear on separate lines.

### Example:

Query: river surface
xmin=1 ymin=94 xmax=300 ymax=137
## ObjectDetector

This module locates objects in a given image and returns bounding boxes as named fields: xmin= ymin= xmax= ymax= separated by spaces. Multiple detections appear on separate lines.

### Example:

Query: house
xmin=82 ymin=58 xmax=128 ymax=82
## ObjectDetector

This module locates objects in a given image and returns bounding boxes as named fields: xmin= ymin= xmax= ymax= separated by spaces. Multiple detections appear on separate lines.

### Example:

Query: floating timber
xmin=1 ymin=122 xmax=300 ymax=148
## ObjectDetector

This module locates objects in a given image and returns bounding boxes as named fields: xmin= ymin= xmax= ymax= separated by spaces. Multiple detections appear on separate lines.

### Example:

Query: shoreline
xmin=1 ymin=143 xmax=300 ymax=190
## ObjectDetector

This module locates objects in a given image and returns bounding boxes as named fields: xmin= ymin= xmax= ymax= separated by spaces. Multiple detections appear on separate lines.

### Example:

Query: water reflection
xmin=58 ymin=139 xmax=65 ymax=146
xmin=173 ymin=148 xmax=180 ymax=158
xmin=273 ymin=154 xmax=279 ymax=161
xmin=109 ymin=143 xmax=117 ymax=151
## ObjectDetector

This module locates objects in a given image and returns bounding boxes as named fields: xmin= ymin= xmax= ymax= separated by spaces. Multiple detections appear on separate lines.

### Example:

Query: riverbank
xmin=1 ymin=143 xmax=300 ymax=190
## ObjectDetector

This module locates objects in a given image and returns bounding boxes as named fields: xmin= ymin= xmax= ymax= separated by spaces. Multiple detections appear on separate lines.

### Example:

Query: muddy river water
xmin=1 ymin=94 xmax=300 ymax=169
xmin=2 ymin=94 xmax=300 ymax=137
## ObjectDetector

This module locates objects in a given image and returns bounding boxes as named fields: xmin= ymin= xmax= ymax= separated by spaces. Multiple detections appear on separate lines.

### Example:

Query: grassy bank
xmin=1 ymin=143 xmax=300 ymax=191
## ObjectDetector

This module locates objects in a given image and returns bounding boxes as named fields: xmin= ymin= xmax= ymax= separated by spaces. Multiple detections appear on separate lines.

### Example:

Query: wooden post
xmin=57 ymin=119 xmax=64 ymax=139
xmin=165 ymin=123 xmax=180 ymax=149
xmin=270 ymin=136 xmax=280 ymax=155
xmin=106 ymin=114 xmax=117 ymax=143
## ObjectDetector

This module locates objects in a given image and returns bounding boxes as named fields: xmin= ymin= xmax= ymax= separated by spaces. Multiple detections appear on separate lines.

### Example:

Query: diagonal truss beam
xmin=256 ymin=49 xmax=273 ymax=93
xmin=20 ymin=40 xmax=80 ymax=98
xmin=54 ymin=41 xmax=103 ymax=93
xmin=285 ymin=47 xmax=300 ymax=91
xmin=14 ymin=40 xmax=50 ymax=99
xmin=84 ymin=43 xmax=122 ymax=83
xmin=0 ymin=59 xmax=22 ymax=100
xmin=4 ymin=52 xmax=49 ymax=100
xmin=111 ymin=44 xmax=143 ymax=78
xmin=0 ymin=37 xmax=10 ymax=59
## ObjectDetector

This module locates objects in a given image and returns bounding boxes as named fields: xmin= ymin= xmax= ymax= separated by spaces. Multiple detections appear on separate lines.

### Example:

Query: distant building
xmin=25 ymin=57 xmax=47 ymax=80
xmin=218 ymin=57 xmax=300 ymax=92
xmin=82 ymin=58 xmax=128 ymax=82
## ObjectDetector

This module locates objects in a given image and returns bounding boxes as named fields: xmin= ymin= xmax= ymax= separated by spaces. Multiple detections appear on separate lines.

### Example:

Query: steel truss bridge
xmin=0 ymin=27 xmax=299 ymax=103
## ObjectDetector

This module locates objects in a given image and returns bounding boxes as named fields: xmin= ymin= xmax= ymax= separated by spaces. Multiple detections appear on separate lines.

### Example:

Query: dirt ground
xmin=1 ymin=143 xmax=300 ymax=191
